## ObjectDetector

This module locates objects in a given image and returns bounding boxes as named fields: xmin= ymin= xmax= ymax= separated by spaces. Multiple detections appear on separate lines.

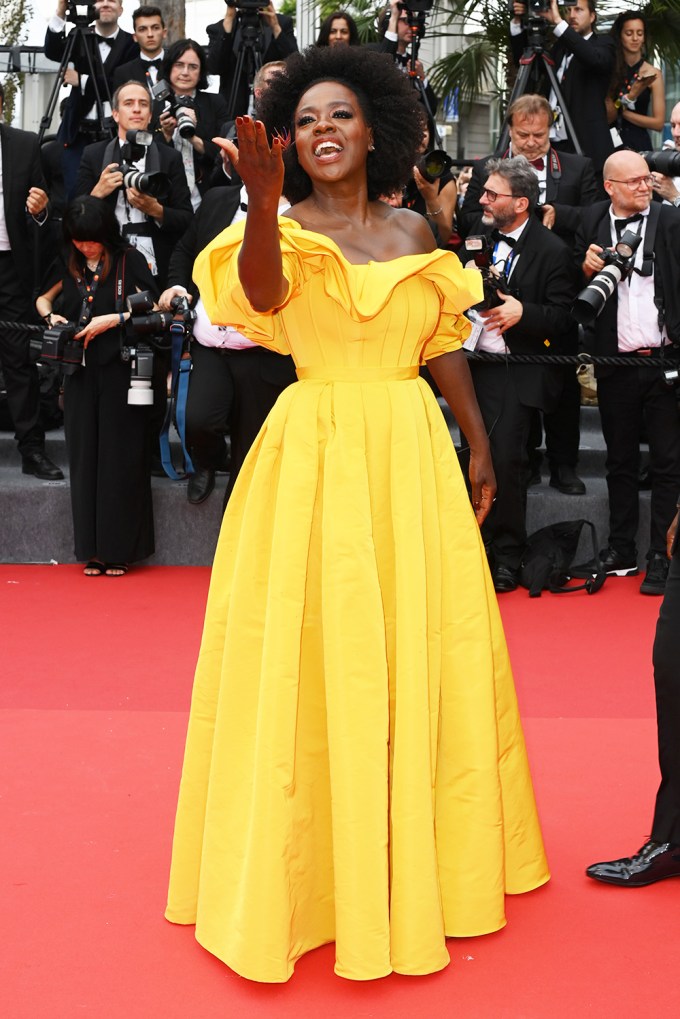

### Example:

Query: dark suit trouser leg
xmin=469 ymin=363 xmax=531 ymax=570
xmin=0 ymin=254 xmax=44 ymax=456
xmin=544 ymin=366 xmax=581 ymax=469
xmin=222 ymin=347 xmax=296 ymax=506
xmin=64 ymin=358 xmax=153 ymax=564
xmin=651 ymin=549 xmax=680 ymax=844
xmin=185 ymin=343 xmax=234 ymax=469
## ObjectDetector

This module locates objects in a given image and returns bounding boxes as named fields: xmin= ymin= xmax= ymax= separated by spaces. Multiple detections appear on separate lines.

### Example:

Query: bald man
xmin=574 ymin=150 xmax=680 ymax=596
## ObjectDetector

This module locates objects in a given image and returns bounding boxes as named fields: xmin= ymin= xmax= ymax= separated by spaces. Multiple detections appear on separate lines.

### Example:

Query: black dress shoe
xmin=549 ymin=465 xmax=586 ymax=496
xmin=586 ymin=840 xmax=680 ymax=887
xmin=187 ymin=467 xmax=215 ymax=505
xmin=21 ymin=452 xmax=64 ymax=481
xmin=492 ymin=564 xmax=518 ymax=593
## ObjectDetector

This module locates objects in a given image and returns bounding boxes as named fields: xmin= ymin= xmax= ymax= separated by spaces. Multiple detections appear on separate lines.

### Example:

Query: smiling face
xmin=619 ymin=18 xmax=645 ymax=58
xmin=293 ymin=81 xmax=373 ymax=186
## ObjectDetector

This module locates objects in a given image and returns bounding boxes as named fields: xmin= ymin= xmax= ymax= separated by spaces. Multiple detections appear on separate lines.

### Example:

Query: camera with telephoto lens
xmin=416 ymin=149 xmax=453 ymax=184
xmin=461 ymin=235 xmax=515 ymax=311
xmin=572 ymin=229 xmax=643 ymax=325
xmin=64 ymin=3 xmax=98 ymax=25
xmin=151 ymin=81 xmax=197 ymax=139
xmin=641 ymin=150 xmax=680 ymax=177
xmin=41 ymin=322 xmax=85 ymax=375
xmin=116 ymin=130 xmax=170 ymax=199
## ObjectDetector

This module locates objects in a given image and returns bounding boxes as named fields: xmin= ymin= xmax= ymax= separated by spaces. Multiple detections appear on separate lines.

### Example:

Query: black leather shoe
xmin=586 ymin=840 xmax=680 ymax=886
xmin=492 ymin=564 xmax=518 ymax=593
xmin=640 ymin=552 xmax=669 ymax=595
xmin=599 ymin=546 xmax=639 ymax=577
xmin=549 ymin=465 xmax=586 ymax=496
xmin=21 ymin=452 xmax=64 ymax=481
xmin=187 ymin=467 xmax=215 ymax=505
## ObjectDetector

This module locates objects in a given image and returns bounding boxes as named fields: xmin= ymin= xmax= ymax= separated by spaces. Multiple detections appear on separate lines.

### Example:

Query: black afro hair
xmin=258 ymin=45 xmax=427 ymax=205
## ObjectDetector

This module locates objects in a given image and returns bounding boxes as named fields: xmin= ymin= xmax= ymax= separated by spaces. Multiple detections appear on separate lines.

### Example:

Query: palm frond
xmin=428 ymin=37 xmax=500 ymax=105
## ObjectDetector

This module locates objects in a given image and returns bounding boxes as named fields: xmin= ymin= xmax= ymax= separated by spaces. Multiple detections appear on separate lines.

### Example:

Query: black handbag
xmin=519 ymin=519 xmax=607 ymax=597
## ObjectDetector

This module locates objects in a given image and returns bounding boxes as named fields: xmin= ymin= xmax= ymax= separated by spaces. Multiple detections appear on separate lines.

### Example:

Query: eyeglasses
xmin=174 ymin=61 xmax=200 ymax=73
xmin=606 ymin=175 xmax=654 ymax=190
xmin=480 ymin=187 xmax=515 ymax=202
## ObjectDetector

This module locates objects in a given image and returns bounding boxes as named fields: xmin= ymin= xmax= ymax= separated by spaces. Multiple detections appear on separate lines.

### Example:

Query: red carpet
xmin=2 ymin=566 xmax=679 ymax=1018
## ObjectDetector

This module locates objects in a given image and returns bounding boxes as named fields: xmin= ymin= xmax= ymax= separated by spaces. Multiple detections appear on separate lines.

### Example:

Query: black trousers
xmin=651 ymin=547 xmax=680 ymax=844
xmin=597 ymin=364 xmax=680 ymax=559
xmin=464 ymin=363 xmax=533 ymax=570
xmin=186 ymin=343 xmax=296 ymax=506
xmin=0 ymin=252 xmax=44 ymax=456
xmin=529 ymin=366 xmax=582 ymax=470
xmin=63 ymin=353 xmax=154 ymax=564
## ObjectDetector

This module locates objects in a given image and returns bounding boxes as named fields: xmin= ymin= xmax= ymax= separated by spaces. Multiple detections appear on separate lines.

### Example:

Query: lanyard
xmin=74 ymin=260 xmax=104 ymax=327
xmin=492 ymin=244 xmax=517 ymax=280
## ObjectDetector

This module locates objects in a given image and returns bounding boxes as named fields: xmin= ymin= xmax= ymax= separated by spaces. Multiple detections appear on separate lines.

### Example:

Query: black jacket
xmin=44 ymin=25 xmax=139 ymax=145
xmin=75 ymin=139 xmax=194 ymax=285
xmin=574 ymin=200 xmax=680 ymax=364
xmin=510 ymin=27 xmax=615 ymax=171
xmin=0 ymin=123 xmax=48 ymax=294
xmin=167 ymin=186 xmax=242 ymax=300
xmin=460 ymin=148 xmax=599 ymax=246
xmin=112 ymin=55 xmax=164 ymax=92
xmin=206 ymin=16 xmax=298 ymax=118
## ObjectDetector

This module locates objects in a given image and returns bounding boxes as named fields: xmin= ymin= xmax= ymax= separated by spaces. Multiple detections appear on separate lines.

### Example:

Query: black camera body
xmin=641 ymin=150 xmax=680 ymax=177
xmin=398 ymin=0 xmax=435 ymax=15
xmin=65 ymin=2 xmax=98 ymax=26
xmin=572 ymin=229 xmax=642 ymax=324
xmin=461 ymin=235 xmax=515 ymax=311
xmin=127 ymin=290 xmax=197 ymax=338
xmin=116 ymin=129 xmax=170 ymax=199
xmin=151 ymin=81 xmax=197 ymax=139
xmin=226 ymin=0 xmax=270 ymax=9
xmin=41 ymin=322 xmax=85 ymax=375
xmin=416 ymin=148 xmax=453 ymax=185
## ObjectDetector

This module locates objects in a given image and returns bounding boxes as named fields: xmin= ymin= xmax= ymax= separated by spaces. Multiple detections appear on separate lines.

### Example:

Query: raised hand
xmin=213 ymin=116 xmax=284 ymax=210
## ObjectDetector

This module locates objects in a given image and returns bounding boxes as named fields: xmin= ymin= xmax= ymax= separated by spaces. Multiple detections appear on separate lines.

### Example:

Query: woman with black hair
xmin=607 ymin=10 xmax=665 ymax=151
xmin=158 ymin=39 xmax=230 ymax=207
xmin=166 ymin=45 xmax=548 ymax=983
xmin=35 ymin=196 xmax=158 ymax=576
xmin=315 ymin=10 xmax=360 ymax=47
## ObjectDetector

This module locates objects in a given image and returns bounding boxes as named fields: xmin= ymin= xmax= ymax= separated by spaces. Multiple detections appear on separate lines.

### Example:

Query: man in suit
xmin=586 ymin=513 xmax=680 ymax=886
xmin=75 ymin=80 xmax=193 ymax=470
xmin=510 ymin=0 xmax=615 ymax=174
xmin=207 ymin=2 xmax=298 ymax=119
xmin=574 ymin=150 xmax=680 ymax=596
xmin=159 ymin=154 xmax=296 ymax=506
xmin=460 ymin=156 xmax=577 ymax=593
xmin=462 ymin=94 xmax=598 ymax=497
xmin=45 ymin=0 xmax=139 ymax=200
xmin=379 ymin=0 xmax=439 ymax=115
xmin=112 ymin=5 xmax=167 ymax=93
xmin=649 ymin=101 xmax=680 ymax=207
xmin=0 ymin=85 xmax=63 ymax=480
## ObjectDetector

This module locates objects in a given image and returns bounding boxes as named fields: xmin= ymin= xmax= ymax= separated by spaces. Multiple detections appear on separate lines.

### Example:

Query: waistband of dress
xmin=296 ymin=366 xmax=419 ymax=382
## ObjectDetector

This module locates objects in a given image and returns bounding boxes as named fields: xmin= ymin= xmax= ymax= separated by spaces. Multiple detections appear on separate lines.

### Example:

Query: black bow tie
xmin=145 ymin=59 xmax=162 ymax=70
xmin=614 ymin=213 xmax=643 ymax=237
xmin=492 ymin=229 xmax=516 ymax=248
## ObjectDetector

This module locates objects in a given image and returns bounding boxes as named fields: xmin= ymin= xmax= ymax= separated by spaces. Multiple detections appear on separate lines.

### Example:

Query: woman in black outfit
xmin=607 ymin=10 xmax=665 ymax=151
xmin=36 ymin=197 xmax=159 ymax=576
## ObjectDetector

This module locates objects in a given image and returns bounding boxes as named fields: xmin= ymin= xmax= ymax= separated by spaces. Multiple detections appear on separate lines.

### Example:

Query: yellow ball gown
xmin=165 ymin=219 xmax=549 ymax=983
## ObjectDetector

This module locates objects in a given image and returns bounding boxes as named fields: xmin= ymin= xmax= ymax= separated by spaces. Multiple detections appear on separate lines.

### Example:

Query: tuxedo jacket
xmin=510 ymin=27 xmax=615 ymax=171
xmin=75 ymin=139 xmax=193 ymax=285
xmin=44 ymin=26 xmax=139 ymax=145
xmin=206 ymin=16 xmax=298 ymax=118
xmin=574 ymin=200 xmax=680 ymax=365
xmin=460 ymin=148 xmax=599 ymax=245
xmin=0 ymin=124 xmax=48 ymax=293
xmin=112 ymin=55 xmax=163 ymax=92
xmin=466 ymin=215 xmax=578 ymax=410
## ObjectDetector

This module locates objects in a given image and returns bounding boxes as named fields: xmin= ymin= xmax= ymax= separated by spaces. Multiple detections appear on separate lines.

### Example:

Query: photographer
xmin=112 ymin=5 xmax=167 ymax=92
xmin=574 ymin=150 xmax=680 ymax=595
xmin=510 ymin=1 xmax=615 ymax=173
xmin=35 ymin=196 xmax=158 ymax=576
xmin=381 ymin=0 xmax=439 ymax=115
xmin=650 ymin=101 xmax=680 ymax=207
xmin=461 ymin=94 xmax=599 ymax=496
xmin=460 ymin=156 xmax=577 ymax=593
xmin=45 ymin=1 xmax=139 ymax=200
xmin=207 ymin=2 xmax=298 ymax=119
xmin=157 ymin=40 xmax=230 ymax=208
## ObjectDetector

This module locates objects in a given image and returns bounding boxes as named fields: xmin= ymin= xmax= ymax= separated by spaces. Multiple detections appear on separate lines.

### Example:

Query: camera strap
xmin=639 ymin=203 xmax=665 ymax=336
xmin=159 ymin=320 xmax=194 ymax=480
xmin=74 ymin=259 xmax=104 ymax=328
xmin=114 ymin=253 xmax=127 ymax=315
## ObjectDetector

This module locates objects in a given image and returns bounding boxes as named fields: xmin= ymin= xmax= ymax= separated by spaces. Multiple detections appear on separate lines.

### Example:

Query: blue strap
xmin=159 ymin=321 xmax=194 ymax=480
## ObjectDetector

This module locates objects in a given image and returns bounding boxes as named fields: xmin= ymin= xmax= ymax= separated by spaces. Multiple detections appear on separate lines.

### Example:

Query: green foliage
xmin=279 ymin=0 xmax=298 ymax=22
xmin=0 ymin=0 xmax=31 ymax=123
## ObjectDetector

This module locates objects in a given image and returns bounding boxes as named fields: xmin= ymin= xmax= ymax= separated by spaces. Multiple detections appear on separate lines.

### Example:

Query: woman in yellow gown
xmin=165 ymin=46 xmax=549 ymax=983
